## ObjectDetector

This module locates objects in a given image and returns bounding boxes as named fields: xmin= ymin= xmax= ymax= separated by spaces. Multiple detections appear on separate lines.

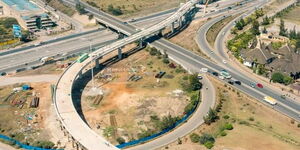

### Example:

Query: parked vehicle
xmin=40 ymin=57 xmax=54 ymax=64
xmin=219 ymin=75 xmax=225 ymax=80
xmin=0 ymin=72 xmax=6 ymax=76
xmin=155 ymin=71 xmax=166 ymax=78
xmin=197 ymin=73 xmax=203 ymax=80
xmin=263 ymin=96 xmax=277 ymax=105
xmin=250 ymin=83 xmax=255 ymax=88
xmin=257 ymin=83 xmax=263 ymax=88
xmin=234 ymin=81 xmax=241 ymax=85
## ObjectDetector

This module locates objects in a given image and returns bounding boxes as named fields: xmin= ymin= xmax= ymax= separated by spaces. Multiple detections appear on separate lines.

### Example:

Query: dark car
xmin=234 ymin=81 xmax=241 ymax=85
xmin=228 ymin=80 xmax=234 ymax=85
xmin=0 ymin=72 xmax=6 ymax=76
xmin=212 ymin=72 xmax=218 ymax=76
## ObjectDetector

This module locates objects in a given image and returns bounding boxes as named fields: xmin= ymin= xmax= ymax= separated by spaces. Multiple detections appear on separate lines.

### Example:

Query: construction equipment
xmin=30 ymin=97 xmax=40 ymax=108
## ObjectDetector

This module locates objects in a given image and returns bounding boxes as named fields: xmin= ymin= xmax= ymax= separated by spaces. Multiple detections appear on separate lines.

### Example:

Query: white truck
xmin=263 ymin=96 xmax=277 ymax=105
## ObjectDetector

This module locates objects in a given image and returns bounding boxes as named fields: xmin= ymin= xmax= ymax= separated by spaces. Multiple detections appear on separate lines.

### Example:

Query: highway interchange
xmin=1 ymin=0 xmax=300 ymax=149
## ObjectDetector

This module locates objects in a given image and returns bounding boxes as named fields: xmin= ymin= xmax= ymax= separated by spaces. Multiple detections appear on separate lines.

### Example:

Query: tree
xmin=189 ymin=74 xmax=202 ymax=91
xmin=271 ymin=72 xmax=284 ymax=83
xmin=76 ymin=4 xmax=86 ymax=15
xmin=116 ymin=137 xmax=126 ymax=144
xmin=108 ymin=4 xmax=123 ymax=16
xmin=251 ymin=20 xmax=260 ymax=35
xmin=283 ymin=76 xmax=293 ymax=85
xmin=190 ymin=133 xmax=200 ymax=143
xmin=162 ymin=58 xmax=170 ymax=64
xmin=289 ymin=26 xmax=297 ymax=39
xmin=279 ymin=19 xmax=287 ymax=36
xmin=261 ymin=16 xmax=270 ymax=25
xmin=203 ymin=108 xmax=218 ymax=125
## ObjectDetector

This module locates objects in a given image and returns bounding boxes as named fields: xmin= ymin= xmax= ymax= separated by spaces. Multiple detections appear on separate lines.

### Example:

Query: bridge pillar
xmin=178 ymin=16 xmax=182 ymax=27
xmin=118 ymin=47 xmax=122 ymax=59
xmin=139 ymin=38 xmax=144 ymax=48
xmin=95 ymin=58 xmax=101 ymax=68
xmin=171 ymin=22 xmax=175 ymax=33
xmin=78 ymin=70 xmax=83 ymax=79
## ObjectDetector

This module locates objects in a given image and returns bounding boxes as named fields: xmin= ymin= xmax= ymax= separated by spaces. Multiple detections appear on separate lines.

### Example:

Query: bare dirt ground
xmin=81 ymin=47 xmax=190 ymax=145
xmin=0 ymin=82 xmax=70 ymax=149
xmin=169 ymin=19 xmax=208 ymax=58
xmin=83 ymin=0 xmax=183 ymax=19
xmin=159 ymin=76 xmax=300 ymax=150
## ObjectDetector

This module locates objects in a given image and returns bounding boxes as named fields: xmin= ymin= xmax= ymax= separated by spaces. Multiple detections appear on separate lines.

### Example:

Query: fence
xmin=116 ymin=92 xmax=200 ymax=148
xmin=0 ymin=134 xmax=63 ymax=150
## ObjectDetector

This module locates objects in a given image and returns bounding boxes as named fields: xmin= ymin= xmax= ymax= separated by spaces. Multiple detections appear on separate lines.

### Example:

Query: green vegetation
xmin=184 ymin=92 xmax=200 ymax=114
xmin=76 ymin=4 xmax=87 ymax=14
xmin=261 ymin=16 xmax=271 ymax=25
xmin=190 ymin=133 xmax=200 ymax=143
xmin=108 ymin=4 xmax=123 ymax=16
xmin=271 ymin=41 xmax=283 ymax=50
xmin=271 ymin=72 xmax=293 ymax=85
xmin=116 ymin=137 xmax=125 ymax=144
xmin=32 ymin=141 xmax=55 ymax=149
xmin=227 ymin=31 xmax=255 ymax=57
xmin=203 ymin=108 xmax=218 ymax=125
xmin=199 ymin=133 xmax=215 ymax=149
xmin=0 ymin=17 xmax=19 ymax=42
xmin=279 ymin=19 xmax=288 ymax=36
xmin=181 ymin=74 xmax=203 ymax=92
xmin=45 ymin=0 xmax=75 ymax=16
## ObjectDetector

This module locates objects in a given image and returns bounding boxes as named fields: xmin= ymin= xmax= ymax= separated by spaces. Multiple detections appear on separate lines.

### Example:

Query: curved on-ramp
xmin=54 ymin=0 xmax=200 ymax=149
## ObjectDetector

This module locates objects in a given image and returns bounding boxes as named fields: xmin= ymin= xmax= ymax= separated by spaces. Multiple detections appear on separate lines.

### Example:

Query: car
xmin=197 ymin=74 xmax=203 ymax=80
xmin=234 ymin=81 xmax=241 ymax=85
xmin=257 ymin=83 xmax=263 ymax=88
xmin=200 ymin=68 xmax=208 ymax=73
xmin=219 ymin=75 xmax=225 ymax=80
xmin=0 ymin=72 xmax=6 ymax=76
xmin=228 ymin=80 xmax=234 ymax=85
xmin=222 ymin=60 xmax=227 ymax=64
xmin=212 ymin=72 xmax=218 ymax=76
xmin=250 ymin=83 xmax=255 ymax=88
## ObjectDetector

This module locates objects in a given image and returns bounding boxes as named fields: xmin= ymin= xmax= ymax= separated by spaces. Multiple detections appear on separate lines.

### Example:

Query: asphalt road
xmin=197 ymin=0 xmax=300 ymax=121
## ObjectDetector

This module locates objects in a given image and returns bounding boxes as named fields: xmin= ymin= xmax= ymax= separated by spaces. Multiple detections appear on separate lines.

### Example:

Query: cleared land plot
xmin=0 ymin=83 xmax=58 ymax=149
xmin=159 ymin=77 xmax=300 ymax=150
xmin=46 ymin=0 xmax=76 ymax=16
xmin=81 ymin=46 xmax=195 ymax=145
xmin=83 ymin=0 xmax=184 ymax=18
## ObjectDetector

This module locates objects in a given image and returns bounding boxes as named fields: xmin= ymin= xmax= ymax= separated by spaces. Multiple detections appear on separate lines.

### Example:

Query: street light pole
xmin=91 ymin=61 xmax=95 ymax=90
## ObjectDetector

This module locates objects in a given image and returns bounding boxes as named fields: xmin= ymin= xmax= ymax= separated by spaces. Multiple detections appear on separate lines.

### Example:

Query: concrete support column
xmin=139 ymin=38 xmax=143 ymax=48
xmin=95 ymin=58 xmax=100 ymax=68
xmin=118 ymin=47 xmax=122 ymax=59
xmin=178 ymin=16 xmax=182 ymax=27
xmin=78 ymin=70 xmax=83 ymax=78
xmin=171 ymin=22 xmax=175 ymax=33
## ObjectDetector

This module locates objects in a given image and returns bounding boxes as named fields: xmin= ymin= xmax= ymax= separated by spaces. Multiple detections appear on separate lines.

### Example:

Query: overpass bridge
xmin=54 ymin=0 xmax=200 ymax=150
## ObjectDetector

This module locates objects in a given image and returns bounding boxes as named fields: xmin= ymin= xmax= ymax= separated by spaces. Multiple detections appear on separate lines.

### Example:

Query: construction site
xmin=79 ymin=46 xmax=193 ymax=145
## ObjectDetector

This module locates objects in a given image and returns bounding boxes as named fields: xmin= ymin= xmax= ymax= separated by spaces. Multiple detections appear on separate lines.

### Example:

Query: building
xmin=0 ymin=6 xmax=3 ymax=15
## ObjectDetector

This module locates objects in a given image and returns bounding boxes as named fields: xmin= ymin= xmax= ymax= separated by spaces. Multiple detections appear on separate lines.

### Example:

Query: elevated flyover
xmin=54 ymin=0 xmax=199 ymax=150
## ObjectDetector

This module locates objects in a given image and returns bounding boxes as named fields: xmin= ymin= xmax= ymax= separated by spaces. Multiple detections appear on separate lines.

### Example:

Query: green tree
xmin=279 ymin=19 xmax=287 ymax=36
xmin=76 ymin=4 xmax=86 ymax=14
xmin=271 ymin=72 xmax=284 ymax=83
xmin=262 ymin=27 xmax=267 ymax=34
xmin=261 ymin=16 xmax=270 ymax=25
xmin=224 ymin=123 xmax=234 ymax=130
xmin=116 ymin=137 xmax=126 ymax=144
xmin=204 ymin=141 xmax=214 ymax=149
xmin=283 ymin=76 xmax=293 ymax=85
xmin=251 ymin=20 xmax=260 ymax=35
xmin=203 ymin=108 xmax=218 ymax=125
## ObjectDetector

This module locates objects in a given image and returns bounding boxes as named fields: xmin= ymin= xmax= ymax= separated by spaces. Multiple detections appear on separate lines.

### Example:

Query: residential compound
xmin=0 ymin=0 xmax=55 ymax=31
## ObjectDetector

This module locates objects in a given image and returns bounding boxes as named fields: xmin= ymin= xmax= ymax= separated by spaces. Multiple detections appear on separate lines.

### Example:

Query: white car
xmin=222 ymin=60 xmax=227 ymax=64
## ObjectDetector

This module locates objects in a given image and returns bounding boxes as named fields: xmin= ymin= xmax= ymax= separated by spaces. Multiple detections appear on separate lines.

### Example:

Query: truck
xmin=40 ymin=56 xmax=54 ymax=64
xmin=77 ymin=53 xmax=89 ymax=63
xmin=263 ymin=96 xmax=277 ymax=105
xmin=220 ymin=69 xmax=231 ymax=79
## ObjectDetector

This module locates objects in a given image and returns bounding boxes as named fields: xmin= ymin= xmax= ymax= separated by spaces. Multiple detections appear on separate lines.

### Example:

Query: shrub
xmin=190 ymin=133 xmax=200 ymax=143
xmin=297 ymin=124 xmax=300 ymax=128
xmin=223 ymin=115 xmax=230 ymax=119
xmin=182 ymin=76 xmax=188 ymax=80
xmin=249 ymin=117 xmax=255 ymax=121
xmin=204 ymin=141 xmax=214 ymax=149
xmin=224 ymin=123 xmax=234 ymax=130
xmin=220 ymin=131 xmax=227 ymax=136
xmin=239 ymin=120 xmax=250 ymax=125
xmin=149 ymin=48 xmax=158 ymax=55
xmin=32 ymin=141 xmax=55 ymax=149
xmin=116 ymin=137 xmax=125 ymax=144
xmin=199 ymin=133 xmax=215 ymax=144
xmin=162 ymin=58 xmax=170 ymax=64
xmin=271 ymin=72 xmax=284 ymax=83
xmin=203 ymin=108 xmax=218 ymax=125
